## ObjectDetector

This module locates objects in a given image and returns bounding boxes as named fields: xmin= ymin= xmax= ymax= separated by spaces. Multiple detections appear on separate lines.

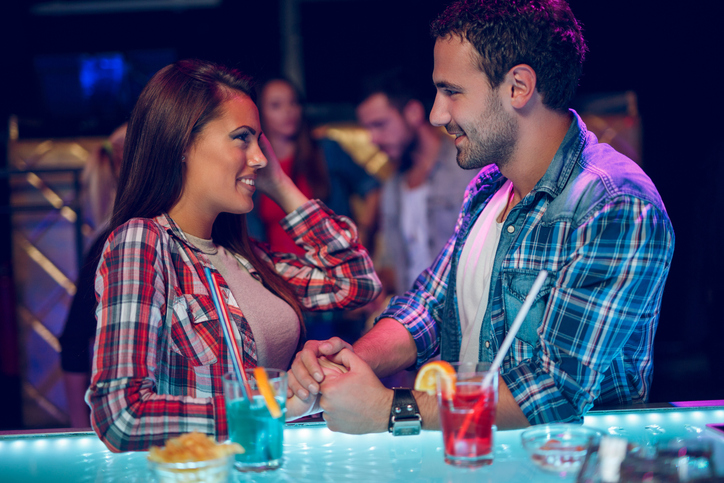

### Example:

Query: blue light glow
xmin=79 ymin=53 xmax=125 ymax=100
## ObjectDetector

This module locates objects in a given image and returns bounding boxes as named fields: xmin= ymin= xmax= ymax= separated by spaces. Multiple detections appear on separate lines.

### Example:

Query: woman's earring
xmin=181 ymin=156 xmax=186 ymax=162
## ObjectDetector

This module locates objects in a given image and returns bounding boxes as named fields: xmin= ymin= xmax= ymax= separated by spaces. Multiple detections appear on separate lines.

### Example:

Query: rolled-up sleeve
xmin=270 ymin=199 xmax=382 ymax=310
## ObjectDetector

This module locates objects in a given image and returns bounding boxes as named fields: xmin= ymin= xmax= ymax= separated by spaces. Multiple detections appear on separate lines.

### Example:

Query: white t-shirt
xmin=400 ymin=181 xmax=432 ymax=290
xmin=457 ymin=180 xmax=513 ymax=364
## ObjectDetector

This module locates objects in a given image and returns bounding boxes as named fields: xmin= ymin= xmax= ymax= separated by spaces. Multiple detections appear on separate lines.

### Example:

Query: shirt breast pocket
xmin=502 ymin=271 xmax=551 ymax=349
xmin=170 ymin=294 xmax=220 ymax=366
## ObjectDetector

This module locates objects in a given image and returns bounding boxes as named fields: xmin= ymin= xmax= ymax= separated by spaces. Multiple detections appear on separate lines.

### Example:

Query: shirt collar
xmin=153 ymin=213 xmax=203 ymax=253
xmin=154 ymin=212 xmax=261 ymax=277
xmin=532 ymin=109 xmax=588 ymax=197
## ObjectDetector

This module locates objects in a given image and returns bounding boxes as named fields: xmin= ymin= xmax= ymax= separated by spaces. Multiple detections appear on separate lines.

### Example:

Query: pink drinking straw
xmin=204 ymin=267 xmax=252 ymax=398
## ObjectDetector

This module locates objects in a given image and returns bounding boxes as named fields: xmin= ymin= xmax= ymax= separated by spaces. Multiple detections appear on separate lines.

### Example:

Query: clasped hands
xmin=285 ymin=338 xmax=392 ymax=433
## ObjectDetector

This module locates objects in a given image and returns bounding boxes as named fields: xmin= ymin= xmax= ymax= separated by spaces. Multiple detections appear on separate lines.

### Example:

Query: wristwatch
xmin=388 ymin=388 xmax=422 ymax=436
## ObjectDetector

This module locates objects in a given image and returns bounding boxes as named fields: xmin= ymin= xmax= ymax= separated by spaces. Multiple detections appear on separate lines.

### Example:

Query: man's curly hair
xmin=431 ymin=0 xmax=587 ymax=111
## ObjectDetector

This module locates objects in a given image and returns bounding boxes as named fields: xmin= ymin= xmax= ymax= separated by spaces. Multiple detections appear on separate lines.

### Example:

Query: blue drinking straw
xmin=204 ymin=267 xmax=251 ymax=398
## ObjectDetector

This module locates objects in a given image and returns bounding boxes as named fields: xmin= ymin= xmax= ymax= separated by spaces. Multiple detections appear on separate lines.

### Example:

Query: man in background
xmin=356 ymin=74 xmax=477 ymax=297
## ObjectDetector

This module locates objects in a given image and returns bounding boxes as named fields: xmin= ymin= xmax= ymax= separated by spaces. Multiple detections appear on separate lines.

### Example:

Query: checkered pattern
xmin=88 ymin=200 xmax=380 ymax=452
xmin=378 ymin=111 xmax=674 ymax=425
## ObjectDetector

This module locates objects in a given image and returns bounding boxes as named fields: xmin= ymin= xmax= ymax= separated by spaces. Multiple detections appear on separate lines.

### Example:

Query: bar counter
xmin=2 ymin=404 xmax=724 ymax=482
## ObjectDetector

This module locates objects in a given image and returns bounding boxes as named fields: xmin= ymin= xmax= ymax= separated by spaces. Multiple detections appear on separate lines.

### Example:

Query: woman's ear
xmin=505 ymin=64 xmax=537 ymax=109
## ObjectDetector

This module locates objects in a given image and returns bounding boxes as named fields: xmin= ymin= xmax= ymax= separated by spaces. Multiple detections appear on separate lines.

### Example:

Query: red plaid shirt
xmin=88 ymin=200 xmax=381 ymax=452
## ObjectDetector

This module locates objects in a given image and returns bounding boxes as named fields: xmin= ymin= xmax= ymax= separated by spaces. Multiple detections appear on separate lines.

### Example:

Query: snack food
xmin=148 ymin=432 xmax=243 ymax=483
xmin=148 ymin=432 xmax=243 ymax=463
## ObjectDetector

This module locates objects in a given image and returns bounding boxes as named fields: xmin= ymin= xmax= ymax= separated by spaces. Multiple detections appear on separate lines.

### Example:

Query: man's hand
xmin=318 ymin=348 xmax=393 ymax=434
xmin=289 ymin=338 xmax=352 ymax=400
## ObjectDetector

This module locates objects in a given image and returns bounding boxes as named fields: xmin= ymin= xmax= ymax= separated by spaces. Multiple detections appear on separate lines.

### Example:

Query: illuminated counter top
xmin=2 ymin=405 xmax=723 ymax=482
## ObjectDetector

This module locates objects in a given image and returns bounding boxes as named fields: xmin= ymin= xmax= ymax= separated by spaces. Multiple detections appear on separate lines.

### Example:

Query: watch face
xmin=392 ymin=418 xmax=422 ymax=436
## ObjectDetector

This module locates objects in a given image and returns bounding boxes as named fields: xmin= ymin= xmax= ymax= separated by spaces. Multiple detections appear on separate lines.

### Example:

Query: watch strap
xmin=388 ymin=388 xmax=421 ymax=436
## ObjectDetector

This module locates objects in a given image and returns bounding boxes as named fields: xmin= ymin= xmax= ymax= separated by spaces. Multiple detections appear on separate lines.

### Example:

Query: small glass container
xmin=521 ymin=423 xmax=602 ymax=475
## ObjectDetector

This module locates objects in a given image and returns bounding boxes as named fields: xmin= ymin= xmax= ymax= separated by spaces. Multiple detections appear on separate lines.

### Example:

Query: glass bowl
xmin=148 ymin=454 xmax=234 ymax=483
xmin=521 ymin=423 xmax=602 ymax=474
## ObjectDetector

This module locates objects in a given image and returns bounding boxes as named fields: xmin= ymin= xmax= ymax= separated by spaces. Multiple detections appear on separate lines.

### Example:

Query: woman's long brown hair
xmin=109 ymin=59 xmax=304 ymax=337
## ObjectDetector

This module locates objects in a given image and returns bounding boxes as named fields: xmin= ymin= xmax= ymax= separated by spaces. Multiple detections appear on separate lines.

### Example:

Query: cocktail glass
xmin=437 ymin=362 xmax=499 ymax=467
xmin=222 ymin=370 xmax=287 ymax=472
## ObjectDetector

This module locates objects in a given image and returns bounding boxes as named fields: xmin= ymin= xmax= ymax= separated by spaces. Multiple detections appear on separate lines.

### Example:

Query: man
xmin=356 ymin=76 xmax=477 ymax=296
xmin=290 ymin=0 xmax=674 ymax=434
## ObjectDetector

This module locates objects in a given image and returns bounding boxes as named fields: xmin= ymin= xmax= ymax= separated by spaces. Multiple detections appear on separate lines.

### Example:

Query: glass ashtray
xmin=521 ymin=423 xmax=602 ymax=474
xmin=148 ymin=455 xmax=234 ymax=483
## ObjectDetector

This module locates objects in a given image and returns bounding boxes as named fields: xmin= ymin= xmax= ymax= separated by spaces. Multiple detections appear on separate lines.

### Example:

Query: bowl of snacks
xmin=521 ymin=423 xmax=602 ymax=475
xmin=147 ymin=432 xmax=243 ymax=483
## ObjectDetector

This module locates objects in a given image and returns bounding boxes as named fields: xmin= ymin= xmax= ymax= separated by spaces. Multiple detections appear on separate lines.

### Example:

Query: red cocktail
xmin=437 ymin=363 xmax=498 ymax=467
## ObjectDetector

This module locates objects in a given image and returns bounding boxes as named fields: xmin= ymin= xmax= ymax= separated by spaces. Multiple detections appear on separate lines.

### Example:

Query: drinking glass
xmin=222 ymin=370 xmax=287 ymax=472
xmin=437 ymin=362 xmax=499 ymax=467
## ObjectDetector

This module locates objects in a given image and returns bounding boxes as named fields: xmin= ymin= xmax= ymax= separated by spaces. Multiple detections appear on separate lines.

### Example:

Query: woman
xmin=87 ymin=59 xmax=381 ymax=452
xmin=250 ymin=78 xmax=380 ymax=254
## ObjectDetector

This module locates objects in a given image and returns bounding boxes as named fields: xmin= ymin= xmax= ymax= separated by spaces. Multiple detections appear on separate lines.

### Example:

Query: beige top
xmin=185 ymin=233 xmax=300 ymax=370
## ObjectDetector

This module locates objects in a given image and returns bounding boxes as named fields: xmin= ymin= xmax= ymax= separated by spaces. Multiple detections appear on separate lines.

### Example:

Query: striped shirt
xmin=88 ymin=200 xmax=381 ymax=452
xmin=378 ymin=111 xmax=674 ymax=425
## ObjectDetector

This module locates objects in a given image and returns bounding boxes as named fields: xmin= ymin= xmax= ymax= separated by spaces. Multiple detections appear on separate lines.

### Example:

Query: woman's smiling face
xmin=180 ymin=91 xmax=267 ymax=221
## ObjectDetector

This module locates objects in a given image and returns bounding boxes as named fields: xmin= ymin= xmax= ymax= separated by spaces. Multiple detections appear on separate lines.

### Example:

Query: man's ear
xmin=402 ymin=99 xmax=426 ymax=127
xmin=505 ymin=64 xmax=537 ymax=109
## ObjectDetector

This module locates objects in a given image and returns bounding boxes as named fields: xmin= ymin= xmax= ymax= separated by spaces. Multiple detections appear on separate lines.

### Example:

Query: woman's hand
xmin=256 ymin=134 xmax=308 ymax=213
xmin=289 ymin=338 xmax=352 ymax=400
xmin=286 ymin=357 xmax=348 ymax=420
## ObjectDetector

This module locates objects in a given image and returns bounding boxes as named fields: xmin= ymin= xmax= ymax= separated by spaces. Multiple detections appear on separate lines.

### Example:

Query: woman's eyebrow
xmin=231 ymin=125 xmax=257 ymax=135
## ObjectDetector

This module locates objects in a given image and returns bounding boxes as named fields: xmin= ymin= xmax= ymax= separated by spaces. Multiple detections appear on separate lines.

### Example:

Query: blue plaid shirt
xmin=378 ymin=111 xmax=674 ymax=425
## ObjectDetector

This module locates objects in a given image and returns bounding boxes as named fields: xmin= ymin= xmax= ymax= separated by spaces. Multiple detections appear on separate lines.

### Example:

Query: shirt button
xmin=507 ymin=225 xmax=515 ymax=233
xmin=485 ymin=341 xmax=490 ymax=348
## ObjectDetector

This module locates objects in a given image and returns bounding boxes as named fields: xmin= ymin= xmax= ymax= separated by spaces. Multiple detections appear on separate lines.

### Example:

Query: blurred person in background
xmin=249 ymin=78 xmax=380 ymax=254
xmin=356 ymin=73 xmax=477 ymax=299
xmin=59 ymin=123 xmax=126 ymax=428
xmin=250 ymin=77 xmax=382 ymax=342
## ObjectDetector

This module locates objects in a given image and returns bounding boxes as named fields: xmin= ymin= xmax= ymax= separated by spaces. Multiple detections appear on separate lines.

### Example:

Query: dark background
xmin=3 ymin=0 xmax=724 ymax=411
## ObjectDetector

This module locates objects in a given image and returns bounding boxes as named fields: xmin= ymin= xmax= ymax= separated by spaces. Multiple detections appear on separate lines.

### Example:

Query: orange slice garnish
xmin=253 ymin=367 xmax=282 ymax=418
xmin=414 ymin=360 xmax=456 ymax=399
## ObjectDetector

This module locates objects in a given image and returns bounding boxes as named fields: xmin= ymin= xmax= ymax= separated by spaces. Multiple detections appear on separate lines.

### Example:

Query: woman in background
xmin=250 ymin=78 xmax=380 ymax=254
xmin=59 ymin=123 xmax=126 ymax=428
xmin=88 ymin=59 xmax=380 ymax=452
xmin=251 ymin=78 xmax=382 ymax=342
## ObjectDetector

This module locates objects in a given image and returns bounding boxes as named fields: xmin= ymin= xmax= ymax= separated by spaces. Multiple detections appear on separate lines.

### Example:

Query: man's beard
xmin=450 ymin=93 xmax=518 ymax=170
